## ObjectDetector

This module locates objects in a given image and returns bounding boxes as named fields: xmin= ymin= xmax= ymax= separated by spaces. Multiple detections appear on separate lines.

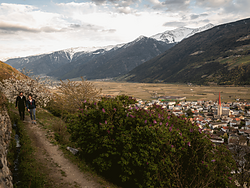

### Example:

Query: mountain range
xmin=5 ymin=24 xmax=213 ymax=80
xmin=122 ymin=18 xmax=250 ymax=85
xmin=47 ymin=37 xmax=175 ymax=80
xmin=6 ymin=37 xmax=174 ymax=79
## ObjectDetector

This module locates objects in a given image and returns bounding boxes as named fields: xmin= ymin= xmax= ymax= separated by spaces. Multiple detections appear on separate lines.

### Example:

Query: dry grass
xmin=90 ymin=81 xmax=250 ymax=102
xmin=0 ymin=61 xmax=27 ymax=81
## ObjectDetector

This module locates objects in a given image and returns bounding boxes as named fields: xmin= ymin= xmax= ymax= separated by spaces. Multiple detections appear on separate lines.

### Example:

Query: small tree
xmin=223 ymin=133 xmax=228 ymax=143
xmin=186 ymin=108 xmax=194 ymax=117
xmin=46 ymin=78 xmax=101 ymax=144
xmin=52 ymin=77 xmax=101 ymax=114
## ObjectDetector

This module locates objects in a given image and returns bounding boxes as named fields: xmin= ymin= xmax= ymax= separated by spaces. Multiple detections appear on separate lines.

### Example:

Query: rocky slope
xmin=0 ymin=105 xmax=13 ymax=188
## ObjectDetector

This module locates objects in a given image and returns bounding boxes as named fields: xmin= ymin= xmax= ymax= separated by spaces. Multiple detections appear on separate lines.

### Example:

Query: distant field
xmin=90 ymin=81 xmax=250 ymax=102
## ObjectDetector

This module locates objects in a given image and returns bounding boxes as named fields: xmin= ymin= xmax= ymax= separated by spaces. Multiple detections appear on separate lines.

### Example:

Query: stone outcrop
xmin=0 ymin=106 xmax=13 ymax=188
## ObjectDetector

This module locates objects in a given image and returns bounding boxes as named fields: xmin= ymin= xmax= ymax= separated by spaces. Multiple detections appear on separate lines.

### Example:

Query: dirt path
xmin=24 ymin=117 xmax=105 ymax=188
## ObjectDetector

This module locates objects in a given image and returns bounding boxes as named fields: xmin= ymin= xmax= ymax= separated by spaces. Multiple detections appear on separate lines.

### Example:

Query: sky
xmin=0 ymin=0 xmax=249 ymax=61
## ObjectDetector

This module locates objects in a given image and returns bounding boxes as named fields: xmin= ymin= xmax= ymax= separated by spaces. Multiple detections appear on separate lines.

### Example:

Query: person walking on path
xmin=15 ymin=91 xmax=26 ymax=121
xmin=26 ymin=94 xmax=36 ymax=124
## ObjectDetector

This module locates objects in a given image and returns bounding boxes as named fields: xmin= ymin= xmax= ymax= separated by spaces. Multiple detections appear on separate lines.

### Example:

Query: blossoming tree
xmin=0 ymin=71 xmax=52 ymax=107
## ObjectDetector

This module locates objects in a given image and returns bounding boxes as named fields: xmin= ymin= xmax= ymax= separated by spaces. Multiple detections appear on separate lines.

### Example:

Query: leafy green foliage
xmin=45 ymin=100 xmax=65 ymax=118
xmin=68 ymin=95 xmax=236 ymax=187
xmin=185 ymin=108 xmax=193 ymax=117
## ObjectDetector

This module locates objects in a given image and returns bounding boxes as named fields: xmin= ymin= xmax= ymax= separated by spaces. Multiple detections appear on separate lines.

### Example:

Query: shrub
xmin=45 ymin=100 xmax=65 ymax=118
xmin=68 ymin=95 xmax=236 ymax=187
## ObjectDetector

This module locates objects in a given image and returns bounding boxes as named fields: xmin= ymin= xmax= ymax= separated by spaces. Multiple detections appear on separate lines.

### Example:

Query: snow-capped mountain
xmin=6 ymin=51 xmax=70 ymax=75
xmin=47 ymin=36 xmax=175 ymax=80
xmin=5 ymin=36 xmax=174 ymax=78
xmin=151 ymin=23 xmax=214 ymax=43
xmin=63 ymin=45 xmax=124 ymax=62
xmin=5 ymin=44 xmax=124 ymax=75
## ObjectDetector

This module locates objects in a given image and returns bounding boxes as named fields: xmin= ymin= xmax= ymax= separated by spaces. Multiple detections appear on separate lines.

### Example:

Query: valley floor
xmin=90 ymin=81 xmax=250 ymax=101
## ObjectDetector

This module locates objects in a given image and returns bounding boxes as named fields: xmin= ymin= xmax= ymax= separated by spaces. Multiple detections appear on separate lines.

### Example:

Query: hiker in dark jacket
xmin=26 ymin=94 xmax=36 ymax=124
xmin=15 ymin=91 xmax=26 ymax=120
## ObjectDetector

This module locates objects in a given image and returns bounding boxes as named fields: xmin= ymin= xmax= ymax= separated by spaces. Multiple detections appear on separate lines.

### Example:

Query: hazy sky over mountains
xmin=0 ymin=0 xmax=249 ymax=60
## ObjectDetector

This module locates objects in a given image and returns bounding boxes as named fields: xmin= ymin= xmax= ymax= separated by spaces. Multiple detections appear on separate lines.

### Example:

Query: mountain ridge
xmin=151 ymin=23 xmax=214 ymax=43
xmin=122 ymin=18 xmax=250 ymax=85
xmin=48 ymin=36 xmax=175 ymax=80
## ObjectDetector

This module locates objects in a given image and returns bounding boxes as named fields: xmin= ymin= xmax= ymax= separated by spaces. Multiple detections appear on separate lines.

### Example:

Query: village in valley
xmin=132 ymin=93 xmax=250 ymax=146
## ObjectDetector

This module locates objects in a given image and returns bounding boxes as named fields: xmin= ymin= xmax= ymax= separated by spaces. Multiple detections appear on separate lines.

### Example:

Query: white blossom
xmin=0 ymin=72 xmax=52 ymax=107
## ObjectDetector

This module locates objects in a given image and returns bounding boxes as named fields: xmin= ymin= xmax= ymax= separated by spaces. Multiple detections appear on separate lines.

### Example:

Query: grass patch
xmin=36 ymin=108 xmax=70 ymax=146
xmin=219 ymin=55 xmax=250 ymax=67
xmin=8 ymin=104 xmax=52 ymax=188
xmin=60 ymin=170 xmax=67 ymax=177
xmin=7 ymin=124 xmax=17 ymax=177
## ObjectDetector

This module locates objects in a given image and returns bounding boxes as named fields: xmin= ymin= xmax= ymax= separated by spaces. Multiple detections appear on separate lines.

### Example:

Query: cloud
xmin=222 ymin=0 xmax=250 ymax=15
xmin=196 ymin=0 xmax=232 ymax=7
xmin=0 ymin=3 xmax=115 ymax=35
xmin=190 ymin=13 xmax=208 ymax=20
xmin=91 ymin=0 xmax=136 ymax=6
xmin=116 ymin=6 xmax=135 ymax=14
xmin=68 ymin=23 xmax=109 ymax=32
xmin=91 ymin=0 xmax=107 ymax=5
xmin=55 ymin=2 xmax=98 ymax=14
xmin=70 ymin=24 xmax=81 ymax=28
xmin=149 ymin=0 xmax=191 ymax=11
xmin=102 ymin=29 xmax=116 ymax=33
xmin=163 ymin=21 xmax=186 ymax=27
xmin=0 ymin=3 xmax=67 ymax=29
xmin=86 ymin=0 xmax=139 ymax=14
xmin=194 ymin=0 xmax=250 ymax=26
xmin=0 ymin=21 xmax=61 ymax=34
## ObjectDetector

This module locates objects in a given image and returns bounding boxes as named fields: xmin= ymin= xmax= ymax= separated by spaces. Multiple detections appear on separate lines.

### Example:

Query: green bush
xmin=68 ymin=95 xmax=236 ymax=187
xmin=45 ymin=100 xmax=63 ymax=117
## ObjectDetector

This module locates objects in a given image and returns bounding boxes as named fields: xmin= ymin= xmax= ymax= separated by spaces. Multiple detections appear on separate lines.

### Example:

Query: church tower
xmin=218 ymin=92 xmax=222 ymax=117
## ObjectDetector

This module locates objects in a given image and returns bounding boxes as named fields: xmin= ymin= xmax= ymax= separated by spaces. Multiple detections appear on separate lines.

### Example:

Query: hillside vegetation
xmin=0 ymin=61 xmax=24 ymax=81
xmin=123 ymin=18 xmax=250 ymax=85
